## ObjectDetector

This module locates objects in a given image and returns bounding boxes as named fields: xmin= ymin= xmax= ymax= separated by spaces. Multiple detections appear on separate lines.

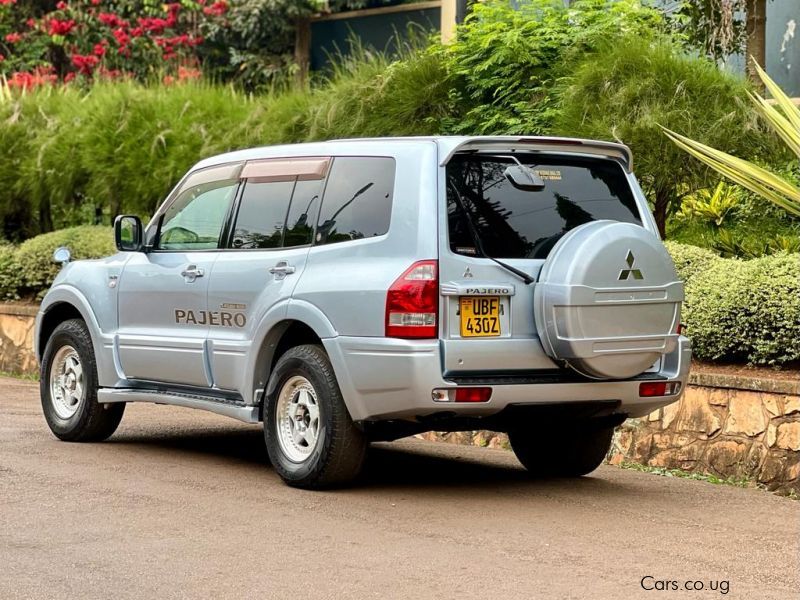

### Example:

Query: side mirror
xmin=504 ymin=165 xmax=545 ymax=191
xmin=114 ymin=215 xmax=143 ymax=252
xmin=53 ymin=246 xmax=71 ymax=264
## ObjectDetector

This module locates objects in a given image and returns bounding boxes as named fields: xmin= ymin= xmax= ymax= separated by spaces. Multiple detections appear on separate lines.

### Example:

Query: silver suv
xmin=36 ymin=136 xmax=690 ymax=488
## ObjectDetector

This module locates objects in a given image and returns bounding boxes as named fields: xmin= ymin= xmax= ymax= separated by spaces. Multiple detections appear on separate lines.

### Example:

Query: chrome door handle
xmin=269 ymin=263 xmax=296 ymax=276
xmin=181 ymin=265 xmax=205 ymax=281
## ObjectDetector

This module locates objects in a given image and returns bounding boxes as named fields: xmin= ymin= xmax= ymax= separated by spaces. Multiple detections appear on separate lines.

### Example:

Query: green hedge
xmin=667 ymin=242 xmax=800 ymax=366
xmin=0 ymin=226 xmax=113 ymax=300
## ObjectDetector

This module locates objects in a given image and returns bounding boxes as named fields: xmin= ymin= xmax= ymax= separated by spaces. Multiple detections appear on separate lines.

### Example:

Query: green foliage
xmin=306 ymin=42 xmax=450 ymax=139
xmin=441 ymin=0 xmax=665 ymax=135
xmin=13 ymin=226 xmax=114 ymax=298
xmin=678 ymin=182 xmax=741 ymax=227
xmin=668 ymin=246 xmax=800 ymax=365
xmin=0 ymin=243 xmax=22 ymax=300
xmin=663 ymin=240 xmax=722 ymax=282
xmin=554 ymin=37 xmax=781 ymax=234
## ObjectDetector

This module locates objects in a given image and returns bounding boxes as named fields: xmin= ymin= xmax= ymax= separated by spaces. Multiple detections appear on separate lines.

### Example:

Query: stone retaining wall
xmin=421 ymin=375 xmax=800 ymax=495
xmin=0 ymin=303 xmax=37 ymax=375
xmin=1 ymin=303 xmax=798 ymax=492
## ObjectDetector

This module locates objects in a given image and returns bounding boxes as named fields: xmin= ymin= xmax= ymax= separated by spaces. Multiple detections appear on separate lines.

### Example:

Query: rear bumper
xmin=324 ymin=335 xmax=691 ymax=423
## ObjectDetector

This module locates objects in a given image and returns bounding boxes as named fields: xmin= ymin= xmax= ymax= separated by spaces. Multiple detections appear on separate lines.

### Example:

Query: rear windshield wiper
xmin=448 ymin=182 xmax=535 ymax=285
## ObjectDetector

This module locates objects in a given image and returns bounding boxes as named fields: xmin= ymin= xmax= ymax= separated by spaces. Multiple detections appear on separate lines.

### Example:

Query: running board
xmin=97 ymin=388 xmax=260 ymax=423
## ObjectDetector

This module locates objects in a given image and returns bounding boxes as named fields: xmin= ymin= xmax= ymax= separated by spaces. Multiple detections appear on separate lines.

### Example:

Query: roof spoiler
xmin=438 ymin=136 xmax=633 ymax=173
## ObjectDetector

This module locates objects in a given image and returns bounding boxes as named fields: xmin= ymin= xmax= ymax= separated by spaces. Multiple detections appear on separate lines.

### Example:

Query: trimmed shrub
xmin=664 ymin=241 xmax=722 ymax=282
xmin=673 ymin=249 xmax=800 ymax=365
xmin=14 ymin=226 xmax=114 ymax=298
xmin=0 ymin=244 xmax=22 ymax=301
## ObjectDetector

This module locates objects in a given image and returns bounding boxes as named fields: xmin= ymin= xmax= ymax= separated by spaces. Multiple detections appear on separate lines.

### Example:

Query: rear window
xmin=315 ymin=157 xmax=395 ymax=245
xmin=447 ymin=154 xmax=642 ymax=259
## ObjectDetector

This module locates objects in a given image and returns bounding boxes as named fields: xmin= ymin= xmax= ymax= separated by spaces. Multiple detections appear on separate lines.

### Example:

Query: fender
xmin=37 ymin=285 xmax=120 ymax=388
xmin=241 ymin=299 xmax=338 ymax=406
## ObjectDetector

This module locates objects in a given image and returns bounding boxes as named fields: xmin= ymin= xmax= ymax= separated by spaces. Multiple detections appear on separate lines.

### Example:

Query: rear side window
xmin=230 ymin=180 xmax=294 ymax=249
xmin=285 ymin=179 xmax=324 ymax=247
xmin=316 ymin=157 xmax=395 ymax=245
xmin=447 ymin=154 xmax=642 ymax=259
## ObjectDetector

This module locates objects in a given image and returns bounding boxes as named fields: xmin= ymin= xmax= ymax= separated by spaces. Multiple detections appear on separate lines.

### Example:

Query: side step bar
xmin=97 ymin=388 xmax=260 ymax=423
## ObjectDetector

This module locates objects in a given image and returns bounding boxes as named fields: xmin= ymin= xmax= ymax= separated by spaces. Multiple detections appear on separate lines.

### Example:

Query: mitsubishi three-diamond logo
xmin=618 ymin=250 xmax=644 ymax=281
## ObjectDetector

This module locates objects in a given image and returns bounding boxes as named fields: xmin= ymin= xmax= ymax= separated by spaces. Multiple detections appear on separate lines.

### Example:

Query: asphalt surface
xmin=2 ymin=377 xmax=798 ymax=600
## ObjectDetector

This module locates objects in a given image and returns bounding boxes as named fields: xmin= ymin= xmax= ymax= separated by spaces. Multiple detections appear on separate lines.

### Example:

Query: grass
xmin=617 ymin=460 xmax=784 ymax=494
xmin=0 ymin=370 xmax=38 ymax=381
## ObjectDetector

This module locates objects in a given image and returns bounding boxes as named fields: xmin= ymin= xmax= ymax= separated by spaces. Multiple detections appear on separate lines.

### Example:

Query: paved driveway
xmin=1 ymin=377 xmax=797 ymax=599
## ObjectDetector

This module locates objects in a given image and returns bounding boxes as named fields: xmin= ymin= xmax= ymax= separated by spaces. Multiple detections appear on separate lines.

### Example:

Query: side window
xmin=158 ymin=179 xmax=238 ymax=250
xmin=230 ymin=180 xmax=294 ymax=249
xmin=316 ymin=157 xmax=395 ymax=245
xmin=284 ymin=179 xmax=324 ymax=247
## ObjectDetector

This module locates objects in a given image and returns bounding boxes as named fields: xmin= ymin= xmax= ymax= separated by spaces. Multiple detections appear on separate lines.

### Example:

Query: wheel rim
xmin=49 ymin=345 xmax=85 ymax=420
xmin=275 ymin=375 xmax=321 ymax=463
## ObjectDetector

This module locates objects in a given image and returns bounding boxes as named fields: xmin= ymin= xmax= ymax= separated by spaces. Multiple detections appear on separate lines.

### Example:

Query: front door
xmin=116 ymin=165 xmax=241 ymax=387
xmin=206 ymin=159 xmax=328 ymax=395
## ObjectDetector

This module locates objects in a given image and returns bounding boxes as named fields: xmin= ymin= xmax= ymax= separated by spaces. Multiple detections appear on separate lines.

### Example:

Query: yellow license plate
xmin=460 ymin=296 xmax=501 ymax=337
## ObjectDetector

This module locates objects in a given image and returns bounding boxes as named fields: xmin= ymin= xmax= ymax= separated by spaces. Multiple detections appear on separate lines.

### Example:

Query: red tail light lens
xmin=639 ymin=381 xmax=681 ymax=397
xmin=385 ymin=260 xmax=438 ymax=338
xmin=454 ymin=387 xmax=492 ymax=403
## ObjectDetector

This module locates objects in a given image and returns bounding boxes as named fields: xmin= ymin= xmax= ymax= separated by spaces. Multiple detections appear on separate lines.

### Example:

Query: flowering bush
xmin=0 ymin=0 xmax=222 ymax=87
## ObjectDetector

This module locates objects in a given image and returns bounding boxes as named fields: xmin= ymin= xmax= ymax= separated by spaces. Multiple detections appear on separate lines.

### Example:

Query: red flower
xmin=47 ymin=18 xmax=76 ymax=36
xmin=5 ymin=32 xmax=22 ymax=43
xmin=203 ymin=0 xmax=227 ymax=16
xmin=178 ymin=66 xmax=201 ymax=81
xmin=0 ymin=0 xmax=17 ymax=5
xmin=64 ymin=72 xmax=76 ymax=83
xmin=98 ymin=13 xmax=126 ymax=28
xmin=0 ymin=54 xmax=4 ymax=62
xmin=112 ymin=27 xmax=129 ymax=47
xmin=163 ymin=74 xmax=175 ymax=85
xmin=7 ymin=67 xmax=56 ymax=90
xmin=71 ymin=53 xmax=100 ymax=75
xmin=25 ymin=18 xmax=36 ymax=28
xmin=137 ymin=16 xmax=169 ymax=34
xmin=56 ymin=1 xmax=67 ymax=10
xmin=91 ymin=0 xmax=101 ymax=4
xmin=92 ymin=42 xmax=106 ymax=57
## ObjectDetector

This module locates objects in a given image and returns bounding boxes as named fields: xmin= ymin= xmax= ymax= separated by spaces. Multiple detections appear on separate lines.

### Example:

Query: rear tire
xmin=508 ymin=422 xmax=614 ymax=477
xmin=264 ymin=344 xmax=366 ymax=489
xmin=40 ymin=318 xmax=125 ymax=442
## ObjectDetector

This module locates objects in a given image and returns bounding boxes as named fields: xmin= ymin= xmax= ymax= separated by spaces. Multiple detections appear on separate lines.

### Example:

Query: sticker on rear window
xmin=533 ymin=169 xmax=562 ymax=181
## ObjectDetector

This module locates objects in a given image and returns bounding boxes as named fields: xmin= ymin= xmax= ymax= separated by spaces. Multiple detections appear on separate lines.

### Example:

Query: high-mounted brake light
xmin=385 ymin=260 xmax=438 ymax=338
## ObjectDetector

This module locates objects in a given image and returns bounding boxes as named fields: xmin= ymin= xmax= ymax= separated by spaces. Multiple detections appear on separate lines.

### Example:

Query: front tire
xmin=508 ymin=422 xmax=614 ymax=477
xmin=40 ymin=319 xmax=124 ymax=442
xmin=264 ymin=344 xmax=366 ymax=489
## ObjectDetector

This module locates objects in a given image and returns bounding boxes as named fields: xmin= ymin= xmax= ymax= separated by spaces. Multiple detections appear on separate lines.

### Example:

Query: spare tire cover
xmin=533 ymin=220 xmax=683 ymax=380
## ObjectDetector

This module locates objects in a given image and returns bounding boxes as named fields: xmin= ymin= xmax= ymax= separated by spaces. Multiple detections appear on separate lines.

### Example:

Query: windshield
xmin=447 ymin=154 xmax=642 ymax=260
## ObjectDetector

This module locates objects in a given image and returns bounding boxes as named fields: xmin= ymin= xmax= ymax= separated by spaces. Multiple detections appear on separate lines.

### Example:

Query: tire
xmin=264 ymin=344 xmax=366 ymax=489
xmin=508 ymin=422 xmax=614 ymax=477
xmin=40 ymin=318 xmax=124 ymax=442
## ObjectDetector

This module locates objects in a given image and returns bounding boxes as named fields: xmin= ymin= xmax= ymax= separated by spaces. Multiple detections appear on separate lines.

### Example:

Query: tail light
xmin=639 ymin=381 xmax=681 ymax=397
xmin=385 ymin=260 xmax=438 ymax=338
xmin=431 ymin=387 xmax=492 ymax=403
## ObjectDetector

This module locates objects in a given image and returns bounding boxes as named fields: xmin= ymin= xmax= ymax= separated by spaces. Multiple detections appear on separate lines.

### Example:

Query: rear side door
xmin=116 ymin=163 xmax=241 ymax=387
xmin=438 ymin=152 xmax=645 ymax=376
xmin=205 ymin=157 xmax=329 ymax=395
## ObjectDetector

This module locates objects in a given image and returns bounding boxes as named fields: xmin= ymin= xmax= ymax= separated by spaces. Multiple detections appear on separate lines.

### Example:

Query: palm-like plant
xmin=663 ymin=62 xmax=800 ymax=217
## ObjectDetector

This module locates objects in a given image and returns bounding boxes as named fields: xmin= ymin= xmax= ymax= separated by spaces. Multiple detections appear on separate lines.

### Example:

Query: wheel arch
xmin=249 ymin=306 xmax=336 ymax=415
xmin=36 ymin=287 xmax=118 ymax=387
